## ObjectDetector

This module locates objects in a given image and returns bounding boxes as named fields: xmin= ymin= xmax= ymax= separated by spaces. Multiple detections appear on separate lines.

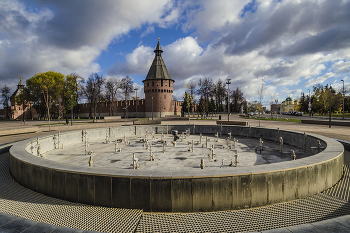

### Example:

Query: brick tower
xmin=143 ymin=40 xmax=174 ymax=118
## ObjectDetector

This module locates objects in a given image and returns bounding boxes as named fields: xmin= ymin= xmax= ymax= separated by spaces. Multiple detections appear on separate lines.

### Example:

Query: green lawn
xmin=241 ymin=116 xmax=301 ymax=122
xmin=312 ymin=113 xmax=350 ymax=118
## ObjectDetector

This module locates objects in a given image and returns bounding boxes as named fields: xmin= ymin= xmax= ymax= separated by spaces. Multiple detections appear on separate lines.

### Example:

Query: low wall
xmin=9 ymin=125 xmax=344 ymax=212
xmin=216 ymin=121 xmax=248 ymax=126
xmin=133 ymin=120 xmax=161 ymax=125
xmin=104 ymin=116 xmax=121 ymax=121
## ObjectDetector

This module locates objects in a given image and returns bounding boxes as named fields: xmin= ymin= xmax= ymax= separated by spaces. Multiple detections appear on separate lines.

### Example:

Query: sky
xmin=0 ymin=0 xmax=349 ymax=108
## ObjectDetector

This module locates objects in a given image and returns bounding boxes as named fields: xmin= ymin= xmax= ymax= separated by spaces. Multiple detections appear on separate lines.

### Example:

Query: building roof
xmin=286 ymin=97 xmax=293 ymax=101
xmin=144 ymin=41 xmax=173 ymax=82
xmin=11 ymin=77 xmax=25 ymax=98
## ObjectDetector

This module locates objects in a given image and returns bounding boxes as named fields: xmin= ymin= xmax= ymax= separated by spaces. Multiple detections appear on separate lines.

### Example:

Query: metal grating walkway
xmin=135 ymin=165 xmax=350 ymax=233
xmin=1 ymin=151 xmax=350 ymax=232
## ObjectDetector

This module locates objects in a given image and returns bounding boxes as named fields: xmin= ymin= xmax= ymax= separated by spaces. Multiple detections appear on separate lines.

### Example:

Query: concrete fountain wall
xmin=9 ymin=125 xmax=344 ymax=212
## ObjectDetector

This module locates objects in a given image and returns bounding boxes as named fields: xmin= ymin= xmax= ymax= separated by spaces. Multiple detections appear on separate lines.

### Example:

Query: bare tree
xmin=105 ymin=78 xmax=120 ymax=116
xmin=189 ymin=81 xmax=196 ymax=111
xmin=96 ymin=75 xmax=105 ymax=119
xmin=197 ymin=77 xmax=213 ymax=113
xmin=257 ymin=78 xmax=265 ymax=126
xmin=1 ymin=85 xmax=11 ymax=119
xmin=120 ymin=76 xmax=134 ymax=118
xmin=82 ymin=73 xmax=101 ymax=121
xmin=213 ymin=79 xmax=226 ymax=112
xmin=121 ymin=76 xmax=134 ymax=100
xmin=231 ymin=87 xmax=245 ymax=113
xmin=69 ymin=73 xmax=84 ymax=119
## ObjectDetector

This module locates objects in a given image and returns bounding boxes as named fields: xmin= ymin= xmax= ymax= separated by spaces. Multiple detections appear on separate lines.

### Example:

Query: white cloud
xmin=332 ymin=60 xmax=350 ymax=73
xmin=0 ymin=0 xmax=177 ymax=89
xmin=305 ymin=72 xmax=335 ymax=87
xmin=182 ymin=0 xmax=250 ymax=40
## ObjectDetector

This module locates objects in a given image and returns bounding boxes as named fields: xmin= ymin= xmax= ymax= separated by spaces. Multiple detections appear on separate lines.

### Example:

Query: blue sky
xmin=0 ymin=0 xmax=349 ymax=108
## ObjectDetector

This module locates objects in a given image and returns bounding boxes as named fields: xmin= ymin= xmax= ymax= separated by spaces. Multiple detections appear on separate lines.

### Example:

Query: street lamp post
xmin=226 ymin=78 xmax=231 ymax=121
xmin=71 ymin=95 xmax=73 ymax=126
xmin=275 ymin=99 xmax=278 ymax=119
xmin=341 ymin=80 xmax=345 ymax=120
xmin=151 ymin=96 xmax=154 ymax=121
xmin=134 ymin=88 xmax=138 ymax=118
xmin=329 ymin=85 xmax=332 ymax=128
xmin=308 ymin=89 xmax=311 ymax=117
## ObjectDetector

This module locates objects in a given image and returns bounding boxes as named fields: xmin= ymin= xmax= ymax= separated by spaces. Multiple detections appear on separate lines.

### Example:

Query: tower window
xmin=152 ymin=82 xmax=154 ymax=86
xmin=161 ymin=80 xmax=163 ymax=86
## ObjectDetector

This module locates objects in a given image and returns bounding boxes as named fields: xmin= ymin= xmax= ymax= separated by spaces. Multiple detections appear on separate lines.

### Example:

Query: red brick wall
xmin=143 ymin=79 xmax=174 ymax=114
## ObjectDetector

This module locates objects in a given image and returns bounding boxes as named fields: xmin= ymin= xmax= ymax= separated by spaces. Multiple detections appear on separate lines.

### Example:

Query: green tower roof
xmin=144 ymin=40 xmax=173 ymax=81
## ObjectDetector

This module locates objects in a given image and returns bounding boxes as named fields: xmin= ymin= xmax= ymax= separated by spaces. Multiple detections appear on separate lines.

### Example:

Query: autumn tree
xmin=26 ymin=71 xmax=65 ymax=131
xmin=182 ymin=84 xmax=194 ymax=116
xmin=188 ymin=81 xmax=196 ymax=111
xmin=248 ymin=100 xmax=261 ymax=112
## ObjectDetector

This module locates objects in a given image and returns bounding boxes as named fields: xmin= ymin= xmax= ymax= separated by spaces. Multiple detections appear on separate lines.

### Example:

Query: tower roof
xmin=11 ymin=77 xmax=25 ymax=98
xmin=144 ymin=40 xmax=173 ymax=81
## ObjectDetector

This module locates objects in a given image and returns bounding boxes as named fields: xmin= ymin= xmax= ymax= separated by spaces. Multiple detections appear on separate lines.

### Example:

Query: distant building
xmin=270 ymin=104 xmax=282 ymax=113
xmin=281 ymin=96 xmax=298 ymax=112
xmin=10 ymin=77 xmax=36 ymax=120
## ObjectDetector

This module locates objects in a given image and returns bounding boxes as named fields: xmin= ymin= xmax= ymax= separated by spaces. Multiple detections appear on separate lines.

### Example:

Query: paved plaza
xmin=0 ymin=115 xmax=350 ymax=232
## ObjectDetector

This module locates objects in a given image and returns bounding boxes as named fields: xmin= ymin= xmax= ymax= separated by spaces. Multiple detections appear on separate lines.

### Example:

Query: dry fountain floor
xmin=45 ymin=133 xmax=310 ymax=170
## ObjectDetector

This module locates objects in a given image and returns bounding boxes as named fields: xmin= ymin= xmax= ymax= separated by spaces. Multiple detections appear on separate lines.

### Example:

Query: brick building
xmin=9 ymin=77 xmax=36 ymax=120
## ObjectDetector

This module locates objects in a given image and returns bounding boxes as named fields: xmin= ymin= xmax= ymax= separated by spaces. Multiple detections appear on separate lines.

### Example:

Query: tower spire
xmin=18 ymin=76 xmax=24 ymax=87
xmin=154 ymin=39 xmax=163 ymax=56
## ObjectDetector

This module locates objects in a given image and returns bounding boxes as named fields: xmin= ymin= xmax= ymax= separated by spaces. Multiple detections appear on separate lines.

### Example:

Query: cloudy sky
xmin=1 ymin=0 xmax=349 ymax=107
